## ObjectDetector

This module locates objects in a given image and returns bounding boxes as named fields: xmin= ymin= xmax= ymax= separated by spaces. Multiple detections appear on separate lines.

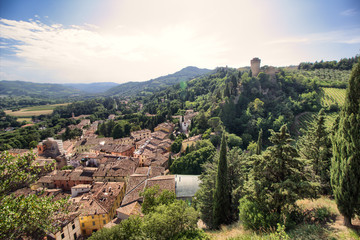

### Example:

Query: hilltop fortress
xmin=250 ymin=57 xmax=279 ymax=77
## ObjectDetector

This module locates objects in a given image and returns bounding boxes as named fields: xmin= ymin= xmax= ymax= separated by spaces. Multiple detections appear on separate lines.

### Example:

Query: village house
xmin=48 ymin=213 xmax=81 ymax=240
xmin=31 ymin=157 xmax=57 ymax=174
xmin=90 ymin=143 xmax=134 ymax=157
xmin=114 ymin=136 xmax=134 ymax=146
xmin=51 ymin=167 xmax=96 ymax=191
xmin=154 ymin=122 xmax=175 ymax=134
xmin=71 ymin=182 xmax=126 ymax=236
xmin=130 ymin=129 xmax=151 ymax=141
xmin=38 ymin=138 xmax=65 ymax=158
xmin=180 ymin=134 xmax=202 ymax=152
xmin=118 ymin=173 xmax=199 ymax=222
xmin=93 ymin=157 xmax=139 ymax=182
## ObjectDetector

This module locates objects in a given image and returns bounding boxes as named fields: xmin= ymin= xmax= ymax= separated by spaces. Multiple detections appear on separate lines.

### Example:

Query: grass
xmin=206 ymin=197 xmax=360 ymax=240
xmin=16 ymin=117 xmax=32 ymax=123
xmin=4 ymin=103 xmax=69 ymax=117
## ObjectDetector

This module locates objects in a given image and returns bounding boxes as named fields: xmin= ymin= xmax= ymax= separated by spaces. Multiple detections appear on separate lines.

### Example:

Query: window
xmin=72 ymin=224 xmax=75 ymax=230
xmin=92 ymin=216 xmax=94 ymax=219
xmin=73 ymin=233 xmax=77 ymax=239
xmin=61 ymin=233 xmax=65 ymax=239
xmin=92 ymin=221 xmax=95 ymax=226
xmin=103 ymin=220 xmax=106 ymax=224
xmin=102 ymin=214 xmax=105 ymax=218
xmin=82 ymin=223 xmax=85 ymax=227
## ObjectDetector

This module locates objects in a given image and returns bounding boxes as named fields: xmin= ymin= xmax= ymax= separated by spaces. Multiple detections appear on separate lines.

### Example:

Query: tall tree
xmin=297 ymin=109 xmax=332 ymax=194
xmin=256 ymin=129 xmax=263 ymax=155
xmin=212 ymin=134 xmax=231 ymax=228
xmin=331 ymin=60 xmax=360 ymax=227
xmin=239 ymin=125 xmax=316 ymax=229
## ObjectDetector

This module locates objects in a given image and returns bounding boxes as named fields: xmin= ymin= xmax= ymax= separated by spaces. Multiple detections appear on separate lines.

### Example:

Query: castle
xmin=250 ymin=57 xmax=261 ymax=77
xmin=250 ymin=57 xmax=279 ymax=78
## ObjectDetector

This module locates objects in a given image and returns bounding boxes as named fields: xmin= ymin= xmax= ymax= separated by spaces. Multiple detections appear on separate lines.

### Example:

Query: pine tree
xmin=240 ymin=125 xmax=316 ymax=229
xmin=297 ymin=109 xmax=332 ymax=194
xmin=213 ymin=133 xmax=231 ymax=228
xmin=331 ymin=60 xmax=360 ymax=227
xmin=256 ymin=129 xmax=263 ymax=155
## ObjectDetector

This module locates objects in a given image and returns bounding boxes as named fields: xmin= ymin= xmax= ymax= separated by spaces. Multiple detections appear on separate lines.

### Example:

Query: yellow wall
xmin=79 ymin=183 xmax=126 ymax=236
xmin=154 ymin=126 xmax=171 ymax=133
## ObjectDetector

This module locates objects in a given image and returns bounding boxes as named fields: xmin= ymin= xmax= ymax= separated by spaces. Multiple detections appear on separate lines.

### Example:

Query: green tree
xmin=0 ymin=151 xmax=67 ymax=239
xmin=227 ymin=134 xmax=243 ymax=149
xmin=139 ymin=185 xmax=176 ymax=214
xmin=112 ymin=123 xmax=124 ymax=139
xmin=331 ymin=60 xmax=360 ymax=227
xmin=239 ymin=125 xmax=316 ymax=229
xmin=195 ymin=147 xmax=248 ymax=228
xmin=212 ymin=134 xmax=231 ymax=228
xmin=89 ymin=216 xmax=144 ymax=240
xmin=142 ymin=200 xmax=199 ymax=240
xmin=297 ymin=109 xmax=332 ymax=194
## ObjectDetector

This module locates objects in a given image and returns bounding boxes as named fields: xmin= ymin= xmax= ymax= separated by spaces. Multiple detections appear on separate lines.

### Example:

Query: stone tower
xmin=250 ymin=57 xmax=261 ymax=77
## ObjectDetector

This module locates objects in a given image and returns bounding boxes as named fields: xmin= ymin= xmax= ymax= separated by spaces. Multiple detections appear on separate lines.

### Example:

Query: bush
xmin=302 ymin=206 xmax=333 ymax=224
xmin=239 ymin=198 xmax=279 ymax=230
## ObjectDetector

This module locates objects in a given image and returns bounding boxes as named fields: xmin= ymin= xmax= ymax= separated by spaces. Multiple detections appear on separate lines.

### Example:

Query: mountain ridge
xmin=105 ymin=66 xmax=212 ymax=96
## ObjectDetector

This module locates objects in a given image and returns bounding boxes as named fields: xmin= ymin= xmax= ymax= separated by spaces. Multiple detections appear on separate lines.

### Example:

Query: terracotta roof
xmin=38 ymin=175 xmax=54 ymax=183
xmin=149 ymin=166 xmax=165 ymax=177
xmin=131 ymin=129 xmax=151 ymax=136
xmin=71 ymin=182 xmax=125 ymax=216
xmin=116 ymin=201 xmax=142 ymax=217
xmin=135 ymin=167 xmax=150 ymax=175
xmin=121 ymin=174 xmax=175 ymax=207
xmin=121 ymin=181 xmax=146 ymax=206
xmin=146 ymin=175 xmax=175 ymax=192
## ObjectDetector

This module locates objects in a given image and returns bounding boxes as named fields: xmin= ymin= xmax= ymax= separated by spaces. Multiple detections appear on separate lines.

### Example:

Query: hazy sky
xmin=1 ymin=0 xmax=359 ymax=83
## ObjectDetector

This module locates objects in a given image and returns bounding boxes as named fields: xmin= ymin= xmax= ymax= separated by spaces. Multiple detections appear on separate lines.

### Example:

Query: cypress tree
xmin=256 ymin=129 xmax=263 ymax=155
xmin=331 ymin=60 xmax=360 ymax=227
xmin=213 ymin=133 xmax=231 ymax=228
xmin=168 ymin=155 xmax=172 ymax=169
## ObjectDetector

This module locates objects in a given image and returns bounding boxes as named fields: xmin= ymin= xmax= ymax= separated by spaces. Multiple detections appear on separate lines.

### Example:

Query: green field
xmin=321 ymin=87 xmax=346 ymax=107
xmin=5 ymin=103 xmax=69 ymax=118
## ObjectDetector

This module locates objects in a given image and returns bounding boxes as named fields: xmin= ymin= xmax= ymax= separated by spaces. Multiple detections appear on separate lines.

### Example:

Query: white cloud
xmin=0 ymin=18 xmax=227 ymax=83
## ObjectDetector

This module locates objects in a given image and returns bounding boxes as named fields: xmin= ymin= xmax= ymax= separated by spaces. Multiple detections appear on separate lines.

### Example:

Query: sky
xmin=0 ymin=0 xmax=359 ymax=84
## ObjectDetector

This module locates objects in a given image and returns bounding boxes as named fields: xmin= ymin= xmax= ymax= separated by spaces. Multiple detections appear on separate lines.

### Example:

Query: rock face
xmin=251 ymin=57 xmax=261 ymax=77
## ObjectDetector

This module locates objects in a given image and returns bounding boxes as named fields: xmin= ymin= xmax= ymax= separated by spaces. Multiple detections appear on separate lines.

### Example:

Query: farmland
xmin=296 ymin=112 xmax=339 ymax=133
xmin=321 ymin=87 xmax=346 ymax=107
xmin=4 ymin=103 xmax=69 ymax=119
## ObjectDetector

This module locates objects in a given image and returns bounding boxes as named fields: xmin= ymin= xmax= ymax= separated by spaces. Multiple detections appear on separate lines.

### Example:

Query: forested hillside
xmin=0 ymin=80 xmax=82 ymax=98
xmin=63 ymin=82 xmax=119 ymax=93
xmin=106 ymin=66 xmax=212 ymax=96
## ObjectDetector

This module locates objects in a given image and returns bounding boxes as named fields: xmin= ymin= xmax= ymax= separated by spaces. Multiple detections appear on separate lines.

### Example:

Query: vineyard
xmin=321 ymin=87 xmax=346 ymax=107
xmin=296 ymin=112 xmax=339 ymax=133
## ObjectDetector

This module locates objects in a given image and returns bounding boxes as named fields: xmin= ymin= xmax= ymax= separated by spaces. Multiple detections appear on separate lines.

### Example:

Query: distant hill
xmin=0 ymin=80 xmax=83 ymax=98
xmin=106 ymin=66 xmax=212 ymax=96
xmin=63 ymin=82 xmax=119 ymax=93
